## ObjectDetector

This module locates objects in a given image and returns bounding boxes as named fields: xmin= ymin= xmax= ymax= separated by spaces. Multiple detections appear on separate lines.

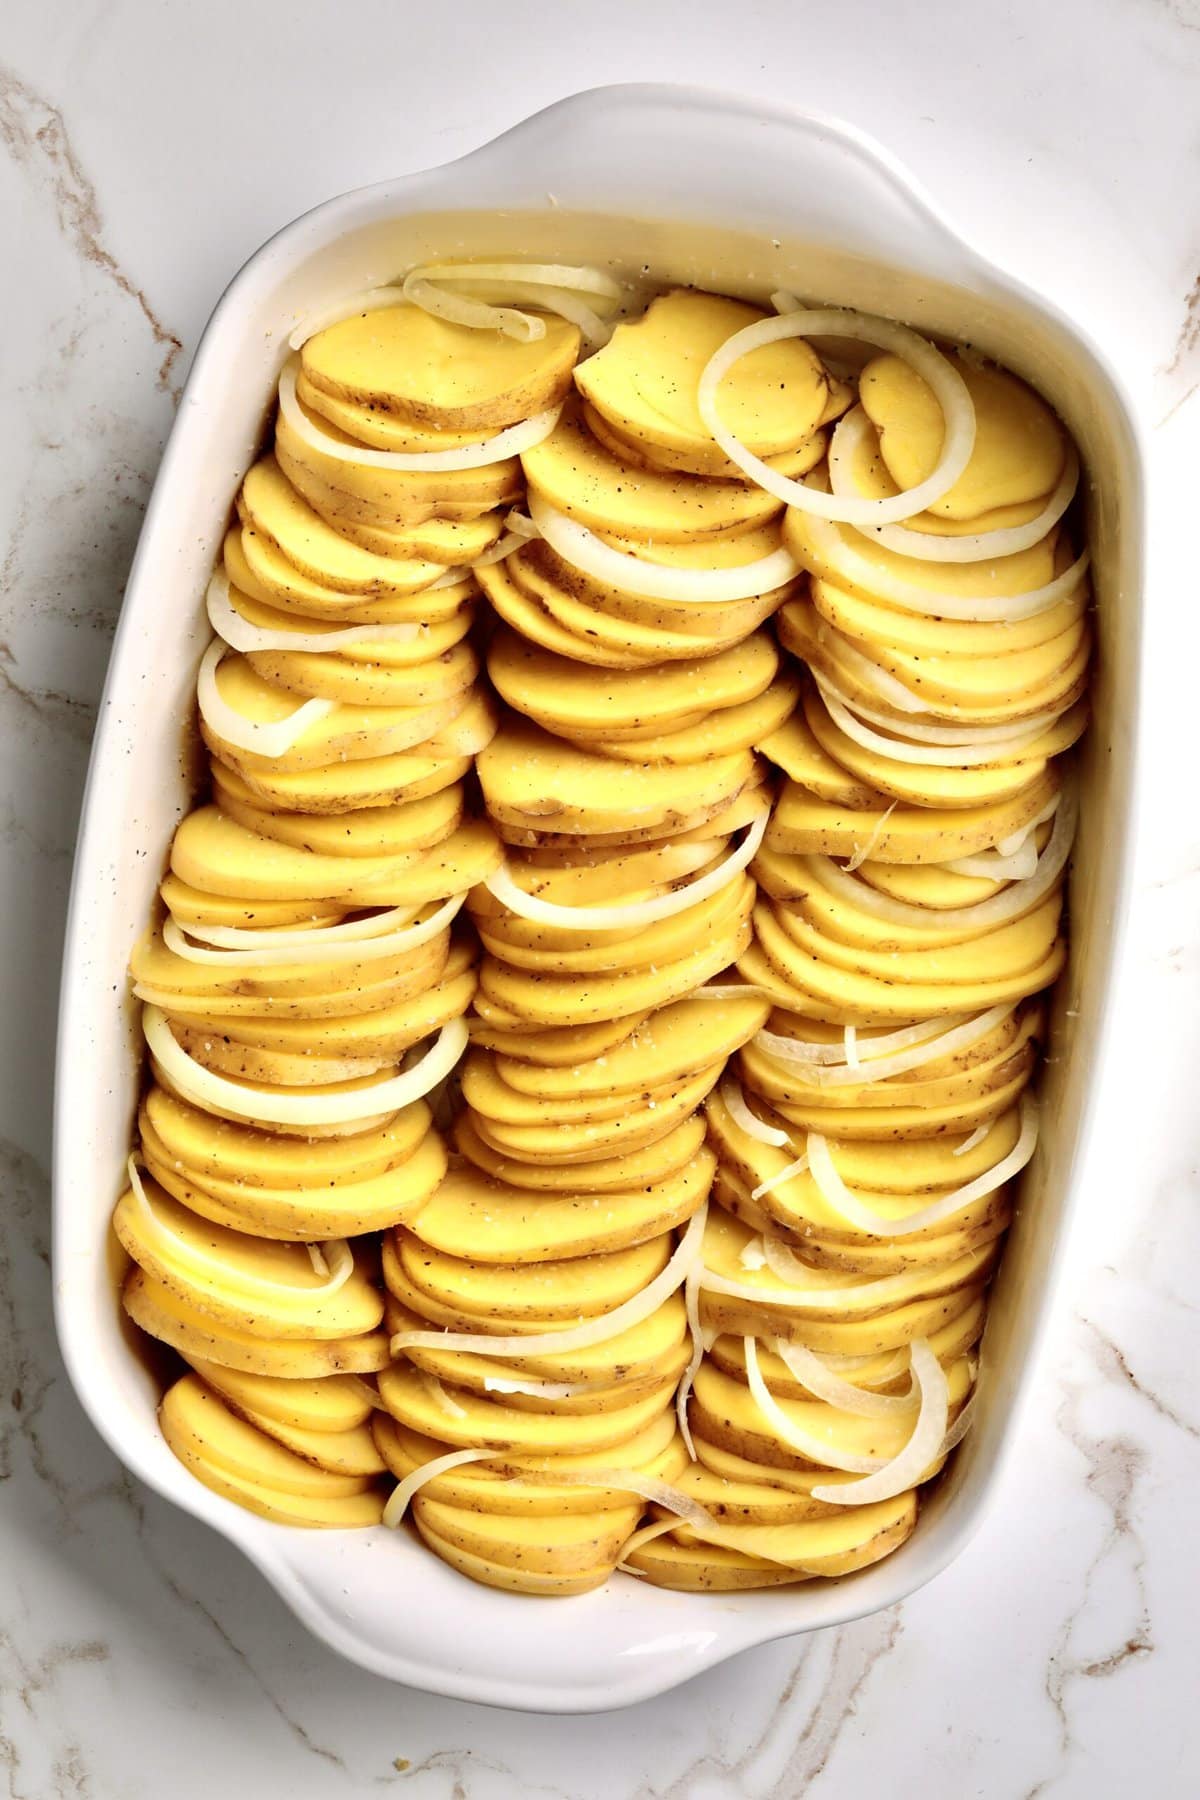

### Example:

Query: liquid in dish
xmin=111 ymin=261 xmax=1089 ymax=1593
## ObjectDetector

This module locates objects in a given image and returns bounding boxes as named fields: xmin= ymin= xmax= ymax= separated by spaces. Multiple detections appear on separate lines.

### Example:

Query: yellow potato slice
xmin=275 ymin=404 xmax=519 ymax=521
xmin=113 ymin=1179 xmax=384 ymax=1338
xmin=621 ymin=1534 xmax=805 ymax=1590
xmin=211 ymin=773 xmax=463 ymax=861
xmin=160 ymin=1377 xmax=375 ymax=1501
xmin=170 ymin=808 xmax=500 ymax=905
xmin=783 ymin=507 xmax=1070 ymax=609
xmin=666 ymin=1492 xmax=920 ymax=1577
xmin=477 ymin=907 xmax=753 ymax=1027
xmin=244 ymin=638 xmax=478 ymax=712
xmin=220 ymin=581 xmax=477 ymax=667
xmin=758 ymin=705 xmax=882 ymax=808
xmin=386 ymin=1293 xmax=690 ymax=1391
xmin=187 ymin=1360 xmax=374 ymax=1432
xmin=487 ymin=625 xmax=779 ymax=735
xmin=408 ymin=1153 xmax=713 ymax=1264
xmin=414 ymin=1493 xmax=639 ymax=1575
xmin=767 ymin=890 xmax=1062 ymax=985
xmin=575 ymin=290 xmax=829 ymax=474
xmin=295 ymin=367 xmax=487 ymax=450
xmin=395 ymin=1229 xmax=671 ymax=1323
xmin=233 ymin=1405 xmax=387 ymax=1476
xmin=455 ymin=1109 xmax=708 ymax=1193
xmin=410 ymin=1515 xmax=614 ymax=1595
xmin=782 ymin=854 xmax=1060 ymax=952
xmin=471 ymin=1062 xmax=723 ymax=1165
xmin=583 ymin=398 xmax=826 ymax=483
xmin=214 ymin=745 xmax=473 ymax=815
xmin=133 ymin=924 xmax=450 ymax=1017
xmin=240 ymin=459 xmax=455 ymax=595
xmin=141 ymin=1125 xmax=446 ymax=1242
xmin=522 ymin=399 xmax=785 ymax=541
xmin=140 ymin=1085 xmax=429 ymax=1188
xmin=467 ymin=1011 xmax=648 ymax=1067
xmin=158 ymin=873 xmax=342 ymax=931
xmin=124 ymin=1267 xmax=390 ymax=1375
xmin=496 ymin=993 xmax=769 ymax=1099
xmin=764 ymin=769 xmax=1059 ymax=863
xmin=300 ymin=304 xmax=581 ymax=430
xmin=810 ymin=566 xmax=1086 ymax=660
xmin=226 ymin=524 xmax=472 ymax=618
xmin=372 ymin=1411 xmax=685 ymax=1514
xmin=377 ymin=1360 xmax=673 ymax=1453
xmin=586 ymin=677 xmax=800 ymax=765
xmin=475 ymin=874 xmax=754 ymax=976
xmin=859 ymin=351 xmax=1067 ymax=519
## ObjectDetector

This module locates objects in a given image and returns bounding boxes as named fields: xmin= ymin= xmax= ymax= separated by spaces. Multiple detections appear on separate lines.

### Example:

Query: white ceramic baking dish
xmin=53 ymin=84 xmax=1142 ymax=1713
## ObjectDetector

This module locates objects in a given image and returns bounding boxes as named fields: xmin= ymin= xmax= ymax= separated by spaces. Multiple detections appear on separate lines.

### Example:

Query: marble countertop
xmin=2 ymin=1 xmax=1197 ymax=1793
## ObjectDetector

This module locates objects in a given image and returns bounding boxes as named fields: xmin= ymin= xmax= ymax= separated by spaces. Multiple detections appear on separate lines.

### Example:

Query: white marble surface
xmin=2 ymin=0 xmax=1198 ymax=1793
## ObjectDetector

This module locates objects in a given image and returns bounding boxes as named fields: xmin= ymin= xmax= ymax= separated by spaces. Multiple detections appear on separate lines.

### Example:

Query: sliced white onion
xmin=739 ymin=1238 xmax=768 ymax=1270
xmin=952 ymin=1123 xmax=993 ymax=1158
xmin=617 ymin=1516 xmax=680 ymax=1570
xmin=485 ymin=810 xmax=768 ymax=931
xmin=307 ymin=1243 xmax=329 ymax=1276
xmin=677 ymin=1256 xmax=706 ymax=1459
xmin=760 ymin=1234 xmax=821 ymax=1286
xmin=527 ymin=493 xmax=798 ymax=603
xmin=843 ymin=1026 xmax=860 ymax=1071
xmin=403 ymin=271 xmax=544 ymax=343
xmin=504 ymin=510 xmax=540 ymax=539
xmin=288 ymin=285 xmax=409 ymax=353
xmin=757 ymin=1014 xmax=960 ymax=1069
xmin=819 ymin=682 xmax=1052 ymax=768
xmin=828 ymin=685 xmax=1066 ymax=748
xmin=811 ymin=1339 xmax=949 ymax=1503
xmin=693 ymin=983 xmax=777 ymax=1002
xmin=947 ymin=795 xmax=1061 ymax=876
xmin=549 ymin=1469 xmax=715 ymax=1530
xmin=805 ymin=1094 xmax=1037 ymax=1238
xmin=802 ymin=511 xmax=1091 ymax=623
xmin=822 ymin=632 xmax=927 ymax=715
xmin=144 ymin=1007 xmax=468 ymax=1126
xmin=842 ymin=802 xmax=897 ymax=873
xmin=697 ymin=310 xmax=975 ymax=526
xmin=197 ymin=640 xmax=335 ymax=759
xmin=414 ymin=261 xmax=621 ymax=299
xmin=757 ymin=1005 xmax=1011 ymax=1089
xmin=482 ymin=1376 xmax=582 ymax=1399
xmin=817 ymin=787 xmax=1076 ymax=932
xmin=700 ymin=1258 xmax=946 ymax=1312
xmin=390 ymin=1203 xmax=706 ymax=1360
xmin=345 ymin=1376 xmax=390 ymax=1414
xmin=422 ymin=1373 xmax=468 ymax=1420
xmin=830 ymin=407 xmax=1082 ymax=563
xmin=719 ymin=1076 xmax=789 ymax=1147
xmin=279 ymin=361 xmax=561 ymax=471
xmin=743 ymin=1337 xmax=885 ymax=1472
xmin=161 ymin=893 xmax=465 ymax=969
xmin=207 ymin=571 xmax=420 ymax=655
xmin=750 ymin=1151 xmax=810 ymax=1202
xmin=383 ymin=1447 xmax=493 ymax=1527
xmin=470 ymin=532 xmax=528 ymax=569
xmin=126 ymin=1157 xmax=354 ymax=1300
xmin=774 ymin=1338 xmax=916 ymax=1417
xmin=939 ymin=1391 xmax=978 ymax=1455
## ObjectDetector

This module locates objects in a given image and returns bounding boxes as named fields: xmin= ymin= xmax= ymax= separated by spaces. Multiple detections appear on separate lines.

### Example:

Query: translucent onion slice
xmin=618 ymin=1517 xmax=680 ymax=1571
xmin=842 ymin=802 xmax=897 ymax=873
xmin=383 ymin=1448 xmax=492 ymax=1527
xmin=948 ymin=795 xmax=1061 ymax=876
xmin=816 ymin=786 xmax=1077 ymax=932
xmin=485 ymin=810 xmax=769 ymax=931
xmin=693 ymin=983 xmax=776 ymax=1002
xmin=952 ymin=1123 xmax=993 ymax=1158
xmin=197 ymin=639 xmax=334 ymax=759
xmin=811 ymin=1339 xmax=949 ymax=1504
xmin=743 ymin=1337 xmax=885 ymax=1472
xmin=829 ymin=406 xmax=1082 ymax=563
xmin=550 ymin=1469 xmax=715 ymax=1530
xmin=206 ymin=571 xmax=420 ymax=655
xmin=939 ymin=1390 xmax=977 ymax=1455
xmin=827 ymin=684 xmax=1065 ymax=748
xmin=739 ymin=1238 xmax=768 ymax=1270
xmin=700 ymin=1260 xmax=941 ymax=1312
xmin=774 ymin=1337 xmax=916 ymax=1417
xmin=126 ymin=1157 xmax=354 ymax=1300
xmin=162 ymin=893 xmax=465 ymax=969
xmin=403 ymin=262 xmax=620 ymax=346
xmin=757 ymin=1006 xmax=1011 ymax=1089
xmin=422 ymin=1373 xmax=468 ymax=1420
xmin=806 ymin=1094 xmax=1038 ymax=1237
xmin=825 ymin=633 xmax=927 ymax=715
xmin=403 ymin=271 xmax=545 ymax=343
xmin=843 ymin=1025 xmax=861 ymax=1071
xmin=390 ymin=1204 xmax=707 ymax=1361
xmin=757 ymin=1014 xmax=961 ymax=1069
xmin=278 ymin=361 xmax=561 ymax=471
xmin=697 ymin=310 xmax=975 ymax=525
xmin=803 ymin=511 xmax=1091 ymax=623
xmin=750 ymin=1151 xmax=810 ymax=1203
xmin=720 ymin=1076 xmax=789 ymax=1147
xmin=526 ymin=493 xmax=799 ymax=603
xmin=144 ymin=1007 xmax=469 ymax=1127
xmin=414 ymin=261 xmax=623 ymax=301
xmin=482 ymin=1376 xmax=582 ymax=1399
xmin=819 ymin=682 xmax=1052 ymax=768
xmin=677 ymin=1257 xmax=706 ymax=1459
xmin=288 ymin=285 xmax=408 ymax=353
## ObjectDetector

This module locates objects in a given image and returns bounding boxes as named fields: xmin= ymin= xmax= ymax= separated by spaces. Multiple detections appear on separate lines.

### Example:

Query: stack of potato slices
xmin=115 ymin=268 xmax=1090 ymax=1590
xmin=114 ymin=277 xmax=594 ymax=1526
xmin=624 ymin=319 xmax=1088 ymax=1589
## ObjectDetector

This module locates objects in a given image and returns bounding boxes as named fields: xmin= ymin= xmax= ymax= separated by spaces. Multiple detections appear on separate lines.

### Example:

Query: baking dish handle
xmin=448 ymin=83 xmax=982 ymax=289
